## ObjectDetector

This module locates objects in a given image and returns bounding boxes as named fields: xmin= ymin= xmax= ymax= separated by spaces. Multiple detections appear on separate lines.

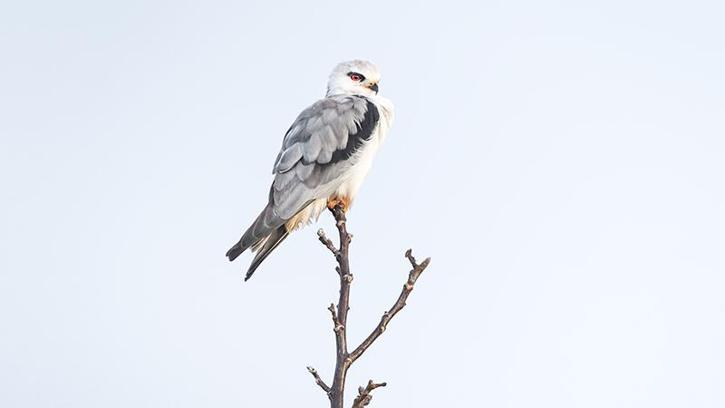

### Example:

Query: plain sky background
xmin=1 ymin=1 xmax=724 ymax=407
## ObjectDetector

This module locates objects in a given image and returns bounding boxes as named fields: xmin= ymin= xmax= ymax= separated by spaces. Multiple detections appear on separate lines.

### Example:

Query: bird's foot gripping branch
xmin=307 ymin=205 xmax=431 ymax=408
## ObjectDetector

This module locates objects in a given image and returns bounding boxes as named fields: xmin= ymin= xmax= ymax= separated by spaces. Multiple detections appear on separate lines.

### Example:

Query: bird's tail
xmin=225 ymin=241 xmax=246 ymax=263
xmin=226 ymin=198 xmax=312 ymax=280
xmin=226 ymin=201 xmax=283 ymax=262
xmin=244 ymin=225 xmax=289 ymax=281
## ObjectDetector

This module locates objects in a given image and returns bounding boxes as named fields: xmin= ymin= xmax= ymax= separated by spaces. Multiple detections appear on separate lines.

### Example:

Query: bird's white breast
xmin=332 ymin=96 xmax=393 ymax=203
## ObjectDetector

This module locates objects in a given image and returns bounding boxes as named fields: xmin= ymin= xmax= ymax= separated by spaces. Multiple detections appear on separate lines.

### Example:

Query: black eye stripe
xmin=346 ymin=71 xmax=366 ymax=81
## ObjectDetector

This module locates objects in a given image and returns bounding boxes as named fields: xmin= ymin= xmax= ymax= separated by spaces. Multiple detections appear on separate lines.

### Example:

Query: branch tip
xmin=420 ymin=257 xmax=431 ymax=269
xmin=405 ymin=249 xmax=418 ymax=267
xmin=306 ymin=366 xmax=331 ymax=393
xmin=352 ymin=380 xmax=388 ymax=408
xmin=317 ymin=229 xmax=339 ymax=257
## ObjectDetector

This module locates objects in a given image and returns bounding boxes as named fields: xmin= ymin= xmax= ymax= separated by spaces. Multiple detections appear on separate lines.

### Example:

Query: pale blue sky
xmin=1 ymin=1 xmax=724 ymax=407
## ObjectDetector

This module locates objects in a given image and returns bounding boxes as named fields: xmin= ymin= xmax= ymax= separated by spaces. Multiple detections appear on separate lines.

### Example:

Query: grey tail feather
xmin=226 ymin=202 xmax=279 ymax=262
xmin=226 ymin=241 xmax=246 ymax=262
xmin=244 ymin=225 xmax=289 ymax=281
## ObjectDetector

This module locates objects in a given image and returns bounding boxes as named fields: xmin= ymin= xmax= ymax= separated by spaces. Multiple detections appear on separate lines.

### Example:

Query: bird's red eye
xmin=347 ymin=72 xmax=366 ymax=82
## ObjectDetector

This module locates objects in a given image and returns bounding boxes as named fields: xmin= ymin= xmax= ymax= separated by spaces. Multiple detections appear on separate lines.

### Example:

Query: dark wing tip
xmin=226 ymin=243 xmax=244 ymax=262
xmin=244 ymin=260 xmax=261 ymax=281
xmin=243 ymin=226 xmax=289 ymax=282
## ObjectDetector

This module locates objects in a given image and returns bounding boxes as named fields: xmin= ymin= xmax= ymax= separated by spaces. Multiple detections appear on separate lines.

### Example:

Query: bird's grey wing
xmin=226 ymin=95 xmax=380 ymax=263
xmin=270 ymin=95 xmax=380 ymax=219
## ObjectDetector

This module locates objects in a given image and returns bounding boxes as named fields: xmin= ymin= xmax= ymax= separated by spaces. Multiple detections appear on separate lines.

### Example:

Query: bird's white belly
xmin=332 ymin=140 xmax=379 ymax=200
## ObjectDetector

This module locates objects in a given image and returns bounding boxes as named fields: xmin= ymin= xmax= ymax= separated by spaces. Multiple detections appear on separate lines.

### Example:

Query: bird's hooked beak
xmin=368 ymin=82 xmax=379 ymax=94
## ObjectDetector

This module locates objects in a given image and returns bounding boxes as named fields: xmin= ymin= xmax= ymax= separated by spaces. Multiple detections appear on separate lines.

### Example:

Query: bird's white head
xmin=326 ymin=60 xmax=382 ymax=97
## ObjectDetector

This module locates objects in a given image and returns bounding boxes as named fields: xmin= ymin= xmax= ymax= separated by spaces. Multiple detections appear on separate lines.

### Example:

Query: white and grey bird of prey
xmin=226 ymin=60 xmax=394 ymax=280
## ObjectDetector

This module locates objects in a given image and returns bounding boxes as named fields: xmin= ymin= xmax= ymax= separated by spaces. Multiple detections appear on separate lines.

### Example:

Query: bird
xmin=226 ymin=60 xmax=394 ymax=281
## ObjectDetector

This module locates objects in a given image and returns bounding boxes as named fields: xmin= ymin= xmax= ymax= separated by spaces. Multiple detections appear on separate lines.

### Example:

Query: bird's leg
xmin=327 ymin=196 xmax=351 ymax=213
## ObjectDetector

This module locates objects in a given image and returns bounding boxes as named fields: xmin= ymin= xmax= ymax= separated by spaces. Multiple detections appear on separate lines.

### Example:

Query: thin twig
xmin=317 ymin=229 xmax=339 ymax=258
xmin=306 ymin=366 xmax=331 ymax=394
xmin=328 ymin=303 xmax=343 ymax=333
xmin=351 ymin=380 xmax=387 ymax=408
xmin=349 ymin=250 xmax=430 ymax=363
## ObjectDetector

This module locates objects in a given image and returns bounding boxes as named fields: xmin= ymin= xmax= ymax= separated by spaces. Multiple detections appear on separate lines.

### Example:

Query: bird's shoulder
xmin=272 ymin=95 xmax=380 ymax=174
xmin=284 ymin=95 xmax=372 ymax=142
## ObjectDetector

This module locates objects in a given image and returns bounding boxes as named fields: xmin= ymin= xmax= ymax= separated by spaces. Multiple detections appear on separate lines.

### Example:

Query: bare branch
xmin=309 ymin=205 xmax=431 ymax=408
xmin=351 ymin=380 xmax=387 ymax=408
xmin=306 ymin=366 xmax=331 ymax=394
xmin=349 ymin=250 xmax=430 ymax=363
